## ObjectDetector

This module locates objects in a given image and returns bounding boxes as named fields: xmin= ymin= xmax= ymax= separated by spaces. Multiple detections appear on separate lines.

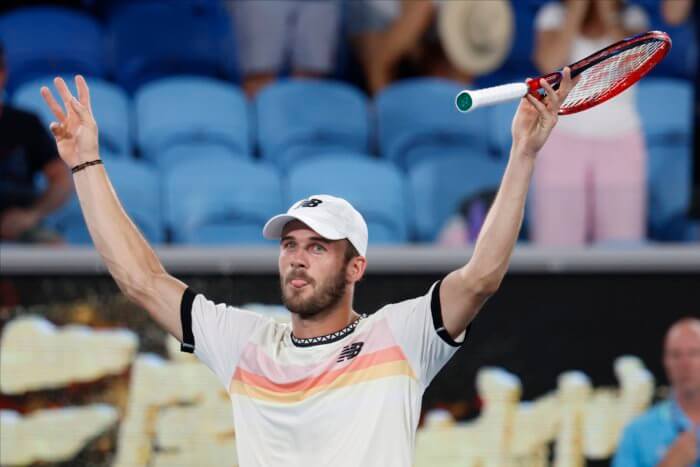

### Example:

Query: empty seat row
xmin=16 ymin=73 xmax=695 ymax=243
xmin=44 ymin=153 xmax=509 ymax=246
xmin=13 ymin=75 xmax=693 ymax=174
xmin=0 ymin=3 xmax=237 ymax=94
xmin=13 ymin=75 xmax=491 ymax=170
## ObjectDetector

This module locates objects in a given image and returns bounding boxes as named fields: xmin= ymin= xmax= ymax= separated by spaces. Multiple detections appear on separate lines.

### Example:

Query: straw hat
xmin=438 ymin=0 xmax=515 ymax=76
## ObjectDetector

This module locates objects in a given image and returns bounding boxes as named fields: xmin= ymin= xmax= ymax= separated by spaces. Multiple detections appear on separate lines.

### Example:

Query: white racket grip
xmin=455 ymin=82 xmax=529 ymax=113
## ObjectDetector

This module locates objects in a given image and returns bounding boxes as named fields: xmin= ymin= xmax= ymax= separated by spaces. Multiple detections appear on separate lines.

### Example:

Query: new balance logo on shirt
xmin=337 ymin=342 xmax=364 ymax=362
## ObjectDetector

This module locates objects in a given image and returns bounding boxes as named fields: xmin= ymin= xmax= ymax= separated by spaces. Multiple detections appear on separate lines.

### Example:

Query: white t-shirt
xmin=535 ymin=2 xmax=649 ymax=138
xmin=181 ymin=281 xmax=465 ymax=467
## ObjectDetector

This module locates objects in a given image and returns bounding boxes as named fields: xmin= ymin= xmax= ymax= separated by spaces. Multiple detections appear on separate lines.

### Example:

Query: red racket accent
xmin=527 ymin=31 xmax=671 ymax=115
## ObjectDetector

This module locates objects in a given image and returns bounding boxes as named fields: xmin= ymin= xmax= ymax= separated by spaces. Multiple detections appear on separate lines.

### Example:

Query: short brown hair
xmin=343 ymin=240 xmax=360 ymax=264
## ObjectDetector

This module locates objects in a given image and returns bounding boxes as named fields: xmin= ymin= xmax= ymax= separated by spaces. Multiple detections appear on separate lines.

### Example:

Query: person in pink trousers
xmin=531 ymin=0 xmax=649 ymax=246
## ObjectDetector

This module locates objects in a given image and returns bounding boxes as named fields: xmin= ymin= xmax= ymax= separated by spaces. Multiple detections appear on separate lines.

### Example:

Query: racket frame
xmin=534 ymin=30 xmax=671 ymax=115
xmin=456 ymin=30 xmax=671 ymax=115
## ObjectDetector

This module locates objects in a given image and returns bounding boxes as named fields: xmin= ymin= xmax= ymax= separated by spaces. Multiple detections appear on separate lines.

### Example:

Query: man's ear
xmin=347 ymin=256 xmax=367 ymax=284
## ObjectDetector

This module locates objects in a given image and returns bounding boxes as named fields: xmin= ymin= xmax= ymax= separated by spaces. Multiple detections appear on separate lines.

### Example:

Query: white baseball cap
xmin=263 ymin=194 xmax=368 ymax=257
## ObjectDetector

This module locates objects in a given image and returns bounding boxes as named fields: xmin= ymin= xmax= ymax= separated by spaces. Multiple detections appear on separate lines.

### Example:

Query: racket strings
xmin=562 ymin=41 xmax=664 ymax=110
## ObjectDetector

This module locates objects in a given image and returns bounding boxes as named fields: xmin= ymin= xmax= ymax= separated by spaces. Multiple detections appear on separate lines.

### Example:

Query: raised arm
xmin=534 ymin=1 xmax=588 ymax=73
xmin=41 ymin=76 xmax=187 ymax=341
xmin=439 ymin=68 xmax=577 ymax=339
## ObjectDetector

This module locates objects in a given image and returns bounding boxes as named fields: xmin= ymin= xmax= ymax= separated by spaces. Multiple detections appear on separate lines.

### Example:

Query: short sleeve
xmin=26 ymin=113 xmax=59 ymax=174
xmin=535 ymin=2 xmax=565 ymax=31
xmin=622 ymin=5 xmax=649 ymax=32
xmin=612 ymin=422 xmax=643 ymax=467
xmin=382 ymin=281 xmax=468 ymax=387
xmin=179 ymin=288 xmax=270 ymax=389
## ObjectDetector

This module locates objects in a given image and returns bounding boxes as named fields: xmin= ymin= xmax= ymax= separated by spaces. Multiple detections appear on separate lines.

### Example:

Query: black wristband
xmin=71 ymin=159 xmax=103 ymax=174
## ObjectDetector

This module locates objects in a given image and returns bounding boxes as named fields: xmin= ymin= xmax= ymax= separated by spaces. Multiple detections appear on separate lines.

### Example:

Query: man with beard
xmin=40 ymin=68 xmax=575 ymax=466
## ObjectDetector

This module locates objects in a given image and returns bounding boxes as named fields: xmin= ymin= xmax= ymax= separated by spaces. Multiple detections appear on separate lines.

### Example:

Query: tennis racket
xmin=455 ymin=30 xmax=671 ymax=115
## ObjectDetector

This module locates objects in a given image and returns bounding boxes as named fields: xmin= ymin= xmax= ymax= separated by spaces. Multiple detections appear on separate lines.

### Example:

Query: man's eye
xmin=312 ymin=244 xmax=326 ymax=253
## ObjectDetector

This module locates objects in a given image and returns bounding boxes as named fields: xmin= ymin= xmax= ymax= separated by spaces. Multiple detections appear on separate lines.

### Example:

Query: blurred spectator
xmin=0 ymin=43 xmax=71 ymax=244
xmin=228 ymin=0 xmax=341 ymax=98
xmin=437 ymin=190 xmax=497 ymax=247
xmin=613 ymin=317 xmax=700 ymax=467
xmin=531 ymin=0 xmax=649 ymax=246
xmin=346 ymin=0 xmax=474 ymax=95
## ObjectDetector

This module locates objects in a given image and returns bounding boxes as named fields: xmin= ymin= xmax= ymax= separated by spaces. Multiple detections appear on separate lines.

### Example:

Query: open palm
xmin=40 ymin=75 xmax=99 ymax=168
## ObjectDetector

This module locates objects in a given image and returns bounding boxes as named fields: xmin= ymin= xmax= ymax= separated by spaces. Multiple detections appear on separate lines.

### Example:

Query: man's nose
xmin=289 ymin=249 xmax=309 ymax=269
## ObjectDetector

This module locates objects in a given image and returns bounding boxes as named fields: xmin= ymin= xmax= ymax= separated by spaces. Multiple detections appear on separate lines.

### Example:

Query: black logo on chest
xmin=337 ymin=342 xmax=364 ymax=362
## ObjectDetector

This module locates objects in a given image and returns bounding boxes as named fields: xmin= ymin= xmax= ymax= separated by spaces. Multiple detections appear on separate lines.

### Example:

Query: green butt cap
xmin=456 ymin=91 xmax=472 ymax=112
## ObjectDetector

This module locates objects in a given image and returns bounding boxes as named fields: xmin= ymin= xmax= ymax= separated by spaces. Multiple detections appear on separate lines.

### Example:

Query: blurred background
xmin=0 ymin=0 xmax=698 ymax=466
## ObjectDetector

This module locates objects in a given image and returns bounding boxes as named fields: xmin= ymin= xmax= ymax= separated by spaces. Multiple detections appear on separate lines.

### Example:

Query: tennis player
xmin=40 ymin=69 xmax=575 ymax=466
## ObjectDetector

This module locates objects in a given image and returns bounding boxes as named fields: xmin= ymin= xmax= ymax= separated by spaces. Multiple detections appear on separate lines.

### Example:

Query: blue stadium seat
xmin=637 ymin=79 xmax=693 ymax=145
xmin=12 ymin=76 xmax=132 ymax=159
xmin=0 ymin=7 xmax=104 ymax=94
xmin=636 ymin=78 xmax=693 ymax=240
xmin=135 ymin=76 xmax=251 ymax=165
xmin=255 ymin=80 xmax=370 ymax=169
xmin=646 ymin=144 xmax=693 ymax=240
xmin=164 ymin=157 xmax=283 ymax=244
xmin=409 ymin=153 xmax=505 ymax=242
xmin=154 ymin=143 xmax=244 ymax=172
xmin=375 ymin=78 xmax=492 ymax=171
xmin=45 ymin=159 xmax=163 ymax=244
xmin=106 ymin=1 xmax=237 ymax=92
xmin=286 ymin=155 xmax=409 ymax=244
xmin=487 ymin=99 xmax=520 ymax=159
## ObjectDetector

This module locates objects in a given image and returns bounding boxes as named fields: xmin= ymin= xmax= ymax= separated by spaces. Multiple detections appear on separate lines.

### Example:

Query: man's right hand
xmin=660 ymin=428 xmax=698 ymax=467
xmin=39 ymin=76 xmax=187 ymax=345
xmin=40 ymin=76 xmax=99 ymax=168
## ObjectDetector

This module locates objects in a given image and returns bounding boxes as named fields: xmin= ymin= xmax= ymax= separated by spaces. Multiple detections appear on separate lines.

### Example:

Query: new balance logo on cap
xmin=337 ymin=342 xmax=364 ymax=362
xmin=298 ymin=198 xmax=323 ymax=208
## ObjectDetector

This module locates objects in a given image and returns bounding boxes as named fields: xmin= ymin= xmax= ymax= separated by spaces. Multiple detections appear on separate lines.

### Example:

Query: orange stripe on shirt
xmin=235 ymin=317 xmax=401 ymax=383
xmin=232 ymin=345 xmax=409 ymax=394
xmin=231 ymin=359 xmax=415 ymax=403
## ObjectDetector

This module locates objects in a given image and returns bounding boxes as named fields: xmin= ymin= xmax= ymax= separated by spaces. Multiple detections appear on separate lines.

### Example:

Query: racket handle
xmin=455 ymin=83 xmax=529 ymax=113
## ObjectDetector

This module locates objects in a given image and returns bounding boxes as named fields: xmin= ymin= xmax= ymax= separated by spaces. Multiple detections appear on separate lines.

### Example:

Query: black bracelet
xmin=71 ymin=159 xmax=103 ymax=174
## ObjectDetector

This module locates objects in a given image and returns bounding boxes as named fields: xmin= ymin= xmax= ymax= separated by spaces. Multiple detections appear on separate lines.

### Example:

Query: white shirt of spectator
xmin=187 ymin=282 xmax=464 ymax=467
xmin=535 ymin=2 xmax=649 ymax=139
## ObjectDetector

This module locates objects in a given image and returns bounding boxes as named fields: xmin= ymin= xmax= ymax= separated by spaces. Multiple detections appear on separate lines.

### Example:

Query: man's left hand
xmin=511 ymin=67 xmax=577 ymax=159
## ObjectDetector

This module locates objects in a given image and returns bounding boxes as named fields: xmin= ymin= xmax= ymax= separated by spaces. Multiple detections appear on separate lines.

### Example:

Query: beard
xmin=281 ymin=267 xmax=347 ymax=317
